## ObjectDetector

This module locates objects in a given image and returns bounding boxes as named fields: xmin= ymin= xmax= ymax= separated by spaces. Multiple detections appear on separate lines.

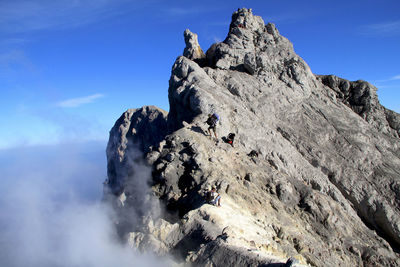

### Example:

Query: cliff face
xmin=105 ymin=8 xmax=400 ymax=267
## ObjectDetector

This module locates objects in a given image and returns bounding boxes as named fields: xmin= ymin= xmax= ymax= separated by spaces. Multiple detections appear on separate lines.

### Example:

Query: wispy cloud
xmin=57 ymin=94 xmax=105 ymax=108
xmin=165 ymin=6 xmax=221 ymax=17
xmin=267 ymin=13 xmax=298 ymax=24
xmin=264 ymin=10 xmax=314 ymax=25
xmin=0 ymin=0 xmax=134 ymax=34
xmin=390 ymin=74 xmax=400 ymax=80
xmin=0 ymin=49 xmax=32 ymax=67
xmin=360 ymin=20 xmax=400 ymax=36
xmin=167 ymin=7 xmax=199 ymax=16
xmin=372 ymin=74 xmax=400 ymax=94
xmin=0 ymin=49 xmax=37 ymax=78
xmin=0 ymin=38 xmax=31 ymax=46
xmin=374 ymin=74 xmax=400 ymax=84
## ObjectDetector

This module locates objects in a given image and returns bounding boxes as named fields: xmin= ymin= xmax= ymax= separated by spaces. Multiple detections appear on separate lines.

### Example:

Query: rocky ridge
xmin=105 ymin=8 xmax=400 ymax=267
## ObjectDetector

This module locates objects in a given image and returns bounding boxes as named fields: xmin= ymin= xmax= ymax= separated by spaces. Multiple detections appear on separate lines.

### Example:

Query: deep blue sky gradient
xmin=1 ymin=0 xmax=399 ymax=149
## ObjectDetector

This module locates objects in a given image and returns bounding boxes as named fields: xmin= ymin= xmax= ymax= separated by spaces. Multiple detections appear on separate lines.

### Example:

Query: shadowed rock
xmin=106 ymin=106 xmax=167 ymax=194
xmin=317 ymin=74 xmax=400 ymax=138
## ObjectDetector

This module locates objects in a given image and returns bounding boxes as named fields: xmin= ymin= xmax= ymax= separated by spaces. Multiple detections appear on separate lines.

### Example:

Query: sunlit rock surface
xmin=105 ymin=8 xmax=400 ymax=267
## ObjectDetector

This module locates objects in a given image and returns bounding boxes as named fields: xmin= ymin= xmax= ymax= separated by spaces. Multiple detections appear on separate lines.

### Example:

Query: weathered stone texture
xmin=105 ymin=8 xmax=400 ymax=267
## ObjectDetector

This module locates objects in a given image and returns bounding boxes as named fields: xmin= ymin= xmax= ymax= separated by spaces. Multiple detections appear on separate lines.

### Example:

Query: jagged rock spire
xmin=229 ymin=8 xmax=265 ymax=33
xmin=183 ymin=29 xmax=205 ymax=61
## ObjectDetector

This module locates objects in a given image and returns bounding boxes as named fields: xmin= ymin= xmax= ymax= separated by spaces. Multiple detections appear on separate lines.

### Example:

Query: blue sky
xmin=1 ymin=0 xmax=399 ymax=149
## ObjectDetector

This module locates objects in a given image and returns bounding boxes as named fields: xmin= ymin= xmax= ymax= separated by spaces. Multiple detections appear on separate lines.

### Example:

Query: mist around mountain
xmin=0 ymin=142 xmax=171 ymax=267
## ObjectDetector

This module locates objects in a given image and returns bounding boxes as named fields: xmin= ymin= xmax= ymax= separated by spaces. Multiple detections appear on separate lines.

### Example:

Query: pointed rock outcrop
xmin=106 ymin=106 xmax=167 ymax=194
xmin=183 ymin=29 xmax=206 ymax=61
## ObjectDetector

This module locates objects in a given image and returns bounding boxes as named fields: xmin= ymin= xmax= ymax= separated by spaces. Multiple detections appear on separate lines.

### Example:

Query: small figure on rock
xmin=206 ymin=113 xmax=219 ymax=140
xmin=206 ymin=186 xmax=221 ymax=207
xmin=248 ymin=150 xmax=259 ymax=158
xmin=227 ymin=133 xmax=235 ymax=147
xmin=223 ymin=133 xmax=236 ymax=147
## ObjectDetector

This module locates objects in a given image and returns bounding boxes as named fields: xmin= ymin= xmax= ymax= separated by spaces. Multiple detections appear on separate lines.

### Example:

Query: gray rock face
xmin=317 ymin=74 xmax=400 ymax=138
xmin=106 ymin=105 xmax=167 ymax=194
xmin=183 ymin=29 xmax=206 ymax=61
xmin=105 ymin=8 xmax=400 ymax=267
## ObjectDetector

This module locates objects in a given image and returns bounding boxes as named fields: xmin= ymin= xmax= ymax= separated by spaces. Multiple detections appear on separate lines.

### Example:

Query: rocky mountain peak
xmin=105 ymin=7 xmax=400 ymax=267
xmin=229 ymin=8 xmax=265 ymax=34
xmin=168 ymin=8 xmax=318 ymax=134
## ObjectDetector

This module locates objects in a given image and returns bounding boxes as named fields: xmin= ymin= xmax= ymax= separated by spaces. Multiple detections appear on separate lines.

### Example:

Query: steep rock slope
xmin=105 ymin=8 xmax=400 ymax=267
xmin=106 ymin=106 xmax=168 ymax=195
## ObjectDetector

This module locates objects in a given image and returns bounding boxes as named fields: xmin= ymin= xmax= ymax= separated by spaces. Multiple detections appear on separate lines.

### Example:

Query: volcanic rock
xmin=105 ymin=8 xmax=400 ymax=267
xmin=183 ymin=29 xmax=206 ymax=62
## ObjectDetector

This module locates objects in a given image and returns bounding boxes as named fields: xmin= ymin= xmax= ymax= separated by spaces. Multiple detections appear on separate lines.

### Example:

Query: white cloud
xmin=373 ymin=74 xmax=400 ymax=84
xmin=0 ymin=143 xmax=170 ymax=267
xmin=390 ymin=74 xmax=400 ymax=80
xmin=361 ymin=20 xmax=400 ymax=36
xmin=56 ymin=93 xmax=105 ymax=108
